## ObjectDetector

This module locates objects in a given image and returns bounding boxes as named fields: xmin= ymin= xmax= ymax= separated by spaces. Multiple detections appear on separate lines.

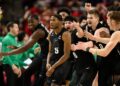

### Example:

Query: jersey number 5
xmin=54 ymin=47 xmax=59 ymax=54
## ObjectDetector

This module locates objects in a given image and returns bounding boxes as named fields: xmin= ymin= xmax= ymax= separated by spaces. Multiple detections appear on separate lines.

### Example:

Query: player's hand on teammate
xmin=84 ymin=31 xmax=95 ymax=40
xmin=75 ymin=41 xmax=93 ymax=51
xmin=71 ymin=44 xmax=77 ymax=51
xmin=75 ymin=42 xmax=86 ymax=51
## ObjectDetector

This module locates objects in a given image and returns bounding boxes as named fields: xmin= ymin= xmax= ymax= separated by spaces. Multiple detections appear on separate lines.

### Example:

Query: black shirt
xmin=104 ymin=43 xmax=120 ymax=64
xmin=49 ymin=28 xmax=67 ymax=62
xmin=71 ymin=29 xmax=95 ymax=70
xmin=84 ymin=21 xmax=110 ymax=48
xmin=34 ymin=23 xmax=49 ymax=56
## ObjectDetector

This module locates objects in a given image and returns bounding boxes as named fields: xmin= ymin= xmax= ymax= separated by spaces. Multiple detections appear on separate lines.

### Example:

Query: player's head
xmin=50 ymin=14 xmax=63 ymax=30
xmin=64 ymin=16 xmax=77 ymax=31
xmin=57 ymin=7 xmax=71 ymax=20
xmin=28 ymin=14 xmax=39 ymax=30
xmin=107 ymin=11 xmax=120 ymax=31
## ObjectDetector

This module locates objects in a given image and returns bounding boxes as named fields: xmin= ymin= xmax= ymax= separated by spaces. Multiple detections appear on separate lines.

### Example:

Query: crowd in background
xmin=0 ymin=0 xmax=120 ymax=36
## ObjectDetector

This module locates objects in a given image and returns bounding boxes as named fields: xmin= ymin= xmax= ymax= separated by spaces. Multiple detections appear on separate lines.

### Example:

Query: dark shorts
xmin=66 ymin=61 xmax=74 ymax=80
xmin=50 ymin=61 xmax=71 ymax=85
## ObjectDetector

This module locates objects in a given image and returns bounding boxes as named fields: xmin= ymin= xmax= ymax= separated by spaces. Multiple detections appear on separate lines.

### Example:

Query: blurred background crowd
xmin=0 ymin=0 xmax=120 ymax=37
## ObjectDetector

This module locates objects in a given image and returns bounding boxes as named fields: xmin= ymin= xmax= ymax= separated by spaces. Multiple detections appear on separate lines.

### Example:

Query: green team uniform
xmin=1 ymin=33 xmax=26 ymax=68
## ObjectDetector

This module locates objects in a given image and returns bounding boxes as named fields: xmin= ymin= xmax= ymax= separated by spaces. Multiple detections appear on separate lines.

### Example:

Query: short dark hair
xmin=28 ymin=14 xmax=39 ymax=21
xmin=53 ymin=14 xmax=63 ymax=21
xmin=79 ymin=15 xmax=87 ymax=23
xmin=64 ymin=16 xmax=77 ymax=22
xmin=107 ymin=6 xmax=119 ymax=11
xmin=57 ymin=7 xmax=71 ymax=15
xmin=6 ymin=21 xmax=15 ymax=32
xmin=17 ymin=31 xmax=26 ymax=42
xmin=117 ymin=6 xmax=120 ymax=11
xmin=85 ymin=0 xmax=92 ymax=3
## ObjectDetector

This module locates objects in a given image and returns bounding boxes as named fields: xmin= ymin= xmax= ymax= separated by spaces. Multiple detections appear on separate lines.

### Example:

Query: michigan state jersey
xmin=35 ymin=23 xmax=49 ymax=56
xmin=50 ymin=28 xmax=67 ymax=62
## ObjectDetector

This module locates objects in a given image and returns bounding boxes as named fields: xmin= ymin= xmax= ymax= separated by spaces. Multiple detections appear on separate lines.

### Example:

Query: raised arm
xmin=73 ymin=22 xmax=84 ymax=38
xmin=85 ymin=30 xmax=110 ymax=44
xmin=94 ymin=27 xmax=110 ymax=44
xmin=88 ymin=31 xmax=120 ymax=57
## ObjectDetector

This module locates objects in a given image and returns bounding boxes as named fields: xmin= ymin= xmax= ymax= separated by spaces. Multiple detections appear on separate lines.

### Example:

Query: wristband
xmin=92 ymin=40 xmax=96 ymax=45
xmin=86 ymin=47 xmax=90 ymax=52
xmin=93 ymin=53 xmax=97 ymax=62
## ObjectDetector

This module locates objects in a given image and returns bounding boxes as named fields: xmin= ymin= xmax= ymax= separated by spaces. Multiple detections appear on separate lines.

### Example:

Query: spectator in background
xmin=57 ymin=7 xmax=71 ymax=20
xmin=113 ymin=0 xmax=120 ymax=7
xmin=0 ymin=0 xmax=24 ymax=23
xmin=96 ymin=3 xmax=108 ymax=20
xmin=84 ymin=1 xmax=93 ymax=13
